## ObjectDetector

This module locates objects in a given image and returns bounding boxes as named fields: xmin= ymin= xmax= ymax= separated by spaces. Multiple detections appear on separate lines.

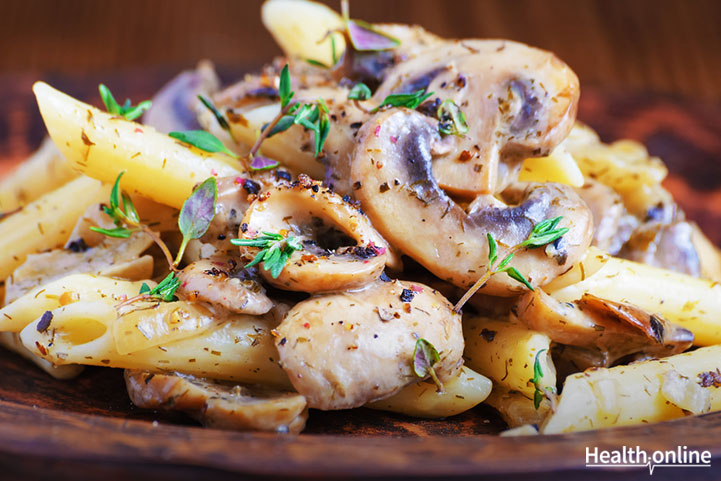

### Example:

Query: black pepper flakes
xmin=353 ymin=181 xmax=362 ymax=190
xmin=240 ymin=223 xmax=248 ymax=233
xmin=243 ymin=180 xmax=261 ymax=195
xmin=279 ymin=337 xmax=287 ymax=346
xmin=37 ymin=311 xmax=53 ymax=333
xmin=379 ymin=182 xmax=390 ymax=193
xmin=379 ymin=272 xmax=392 ymax=282
xmin=350 ymin=122 xmax=363 ymax=129
xmin=66 ymin=238 xmax=89 ymax=253
xmin=400 ymin=289 xmax=415 ymax=302
xmin=275 ymin=170 xmax=292 ymax=181
xmin=480 ymin=328 xmax=496 ymax=342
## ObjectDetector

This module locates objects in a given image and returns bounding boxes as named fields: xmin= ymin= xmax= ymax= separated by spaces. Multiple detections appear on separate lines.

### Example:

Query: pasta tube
xmin=546 ymin=248 xmax=721 ymax=346
xmin=33 ymin=82 xmax=241 ymax=209
xmin=0 ymin=137 xmax=77 ymax=212
xmin=0 ymin=176 xmax=109 ymax=280
xmin=542 ymin=345 xmax=721 ymax=434
xmin=0 ymin=274 xmax=149 ymax=332
xmin=113 ymin=301 xmax=219 ymax=355
xmin=261 ymin=0 xmax=346 ymax=66
xmin=20 ymin=302 xmax=290 ymax=387
xmin=463 ymin=316 xmax=555 ymax=398
xmin=366 ymin=366 xmax=492 ymax=418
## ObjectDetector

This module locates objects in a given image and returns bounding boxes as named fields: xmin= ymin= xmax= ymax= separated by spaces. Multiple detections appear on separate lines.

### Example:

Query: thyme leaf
xmin=169 ymin=130 xmax=239 ymax=158
xmin=373 ymin=89 xmax=434 ymax=112
xmin=348 ymin=82 xmax=372 ymax=101
xmin=139 ymin=272 xmax=181 ymax=302
xmin=413 ymin=338 xmax=443 ymax=392
xmin=437 ymin=99 xmax=469 ymax=137
xmin=231 ymin=231 xmax=303 ymax=279
xmin=98 ymin=84 xmax=151 ymax=121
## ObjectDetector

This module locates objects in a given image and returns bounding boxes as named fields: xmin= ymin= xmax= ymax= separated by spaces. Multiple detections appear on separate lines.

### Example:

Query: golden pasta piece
xmin=366 ymin=366 xmax=492 ymax=418
xmin=546 ymin=247 xmax=721 ymax=345
xmin=261 ymin=0 xmax=345 ymax=66
xmin=33 ymin=82 xmax=241 ymax=209
xmin=0 ymin=176 xmax=110 ymax=281
xmin=113 ymin=301 xmax=220 ymax=355
xmin=0 ymin=332 xmax=84 ymax=380
xmin=463 ymin=316 xmax=555 ymax=398
xmin=0 ymin=137 xmax=77 ymax=213
xmin=542 ymin=345 xmax=721 ymax=434
xmin=0 ymin=274 xmax=149 ymax=332
xmin=20 ymin=302 xmax=290 ymax=388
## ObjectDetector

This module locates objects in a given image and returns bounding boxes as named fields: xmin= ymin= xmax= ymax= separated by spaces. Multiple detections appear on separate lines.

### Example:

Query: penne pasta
xmin=518 ymin=145 xmax=584 ymax=187
xmin=0 ymin=274 xmax=150 ymax=333
xmin=463 ymin=316 xmax=556 ymax=399
xmin=542 ymin=345 xmax=721 ymax=434
xmin=546 ymin=247 xmax=721 ymax=346
xmin=0 ymin=176 xmax=109 ymax=280
xmin=366 ymin=366 xmax=492 ymax=418
xmin=20 ymin=302 xmax=291 ymax=388
xmin=33 ymin=82 xmax=241 ymax=209
xmin=0 ymin=137 xmax=77 ymax=213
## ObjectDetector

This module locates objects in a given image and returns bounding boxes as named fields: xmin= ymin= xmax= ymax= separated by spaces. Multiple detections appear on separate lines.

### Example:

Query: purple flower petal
xmin=250 ymin=155 xmax=280 ymax=171
xmin=347 ymin=19 xmax=400 ymax=51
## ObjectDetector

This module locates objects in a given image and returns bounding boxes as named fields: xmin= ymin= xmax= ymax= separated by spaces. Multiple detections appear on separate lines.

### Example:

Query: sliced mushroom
xmin=5 ymin=232 xmax=154 ymax=303
xmin=144 ymin=60 xmax=220 ymax=134
xmin=239 ymin=175 xmax=398 ymax=292
xmin=373 ymin=39 xmax=579 ymax=197
xmin=176 ymin=258 xmax=273 ymax=315
xmin=351 ymin=109 xmax=593 ymax=296
xmin=620 ymin=220 xmax=701 ymax=277
xmin=514 ymin=289 xmax=693 ymax=368
xmin=125 ymin=370 xmax=308 ymax=434
xmin=275 ymin=279 xmax=464 ymax=410
xmin=574 ymin=179 xmax=637 ymax=255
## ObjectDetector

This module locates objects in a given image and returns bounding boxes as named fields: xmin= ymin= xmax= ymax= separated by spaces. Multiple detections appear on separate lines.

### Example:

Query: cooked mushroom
xmin=514 ymin=289 xmax=693 ymax=368
xmin=239 ymin=174 xmax=398 ymax=292
xmin=275 ymin=279 xmax=464 ymax=410
xmin=574 ymin=179 xmax=637 ymax=255
xmin=176 ymin=258 xmax=273 ymax=315
xmin=143 ymin=60 xmax=220 ymax=134
xmin=372 ymin=39 xmax=579 ymax=197
xmin=620 ymin=220 xmax=701 ymax=277
xmin=125 ymin=370 xmax=308 ymax=434
xmin=5 ymin=232 xmax=153 ymax=303
xmin=351 ymin=109 xmax=593 ymax=296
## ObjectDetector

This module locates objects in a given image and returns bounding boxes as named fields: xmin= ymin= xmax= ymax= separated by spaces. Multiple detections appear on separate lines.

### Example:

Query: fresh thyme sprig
xmin=530 ymin=348 xmax=557 ymax=410
xmin=453 ymin=216 xmax=569 ymax=312
xmin=89 ymin=172 xmax=175 ymax=269
xmin=231 ymin=231 xmax=303 ymax=279
xmin=348 ymin=82 xmax=372 ymax=101
xmin=98 ymin=84 xmax=152 ymax=121
xmin=169 ymin=130 xmax=239 ymax=158
xmin=198 ymin=94 xmax=238 ymax=143
xmin=373 ymin=89 xmax=434 ymax=112
xmin=139 ymin=272 xmax=182 ymax=302
xmin=413 ymin=338 xmax=443 ymax=392
xmin=249 ymin=64 xmax=331 ymax=159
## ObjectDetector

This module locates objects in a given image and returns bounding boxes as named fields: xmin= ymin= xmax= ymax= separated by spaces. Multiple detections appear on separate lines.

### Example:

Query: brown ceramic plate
xmin=1 ymin=75 xmax=721 ymax=480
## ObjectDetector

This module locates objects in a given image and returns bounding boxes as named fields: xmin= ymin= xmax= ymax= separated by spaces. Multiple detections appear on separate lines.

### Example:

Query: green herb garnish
xmin=413 ymin=338 xmax=443 ymax=392
xmin=231 ymin=232 xmax=303 ymax=279
xmin=348 ymin=82 xmax=372 ymax=101
xmin=253 ymin=64 xmax=331 ymax=158
xmin=98 ymin=84 xmax=152 ymax=121
xmin=437 ymin=99 xmax=469 ymax=137
xmin=453 ymin=217 xmax=570 ymax=312
xmin=373 ymin=89 xmax=434 ymax=112
xmin=139 ymin=272 xmax=181 ymax=302
xmin=530 ymin=348 xmax=556 ymax=410
xmin=90 ymin=172 xmax=177 ymax=269
xmin=169 ymin=130 xmax=238 ymax=158
xmin=175 ymin=177 xmax=217 ymax=266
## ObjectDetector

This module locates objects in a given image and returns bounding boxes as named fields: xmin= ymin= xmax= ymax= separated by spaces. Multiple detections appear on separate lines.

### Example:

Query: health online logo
xmin=586 ymin=446 xmax=712 ymax=475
